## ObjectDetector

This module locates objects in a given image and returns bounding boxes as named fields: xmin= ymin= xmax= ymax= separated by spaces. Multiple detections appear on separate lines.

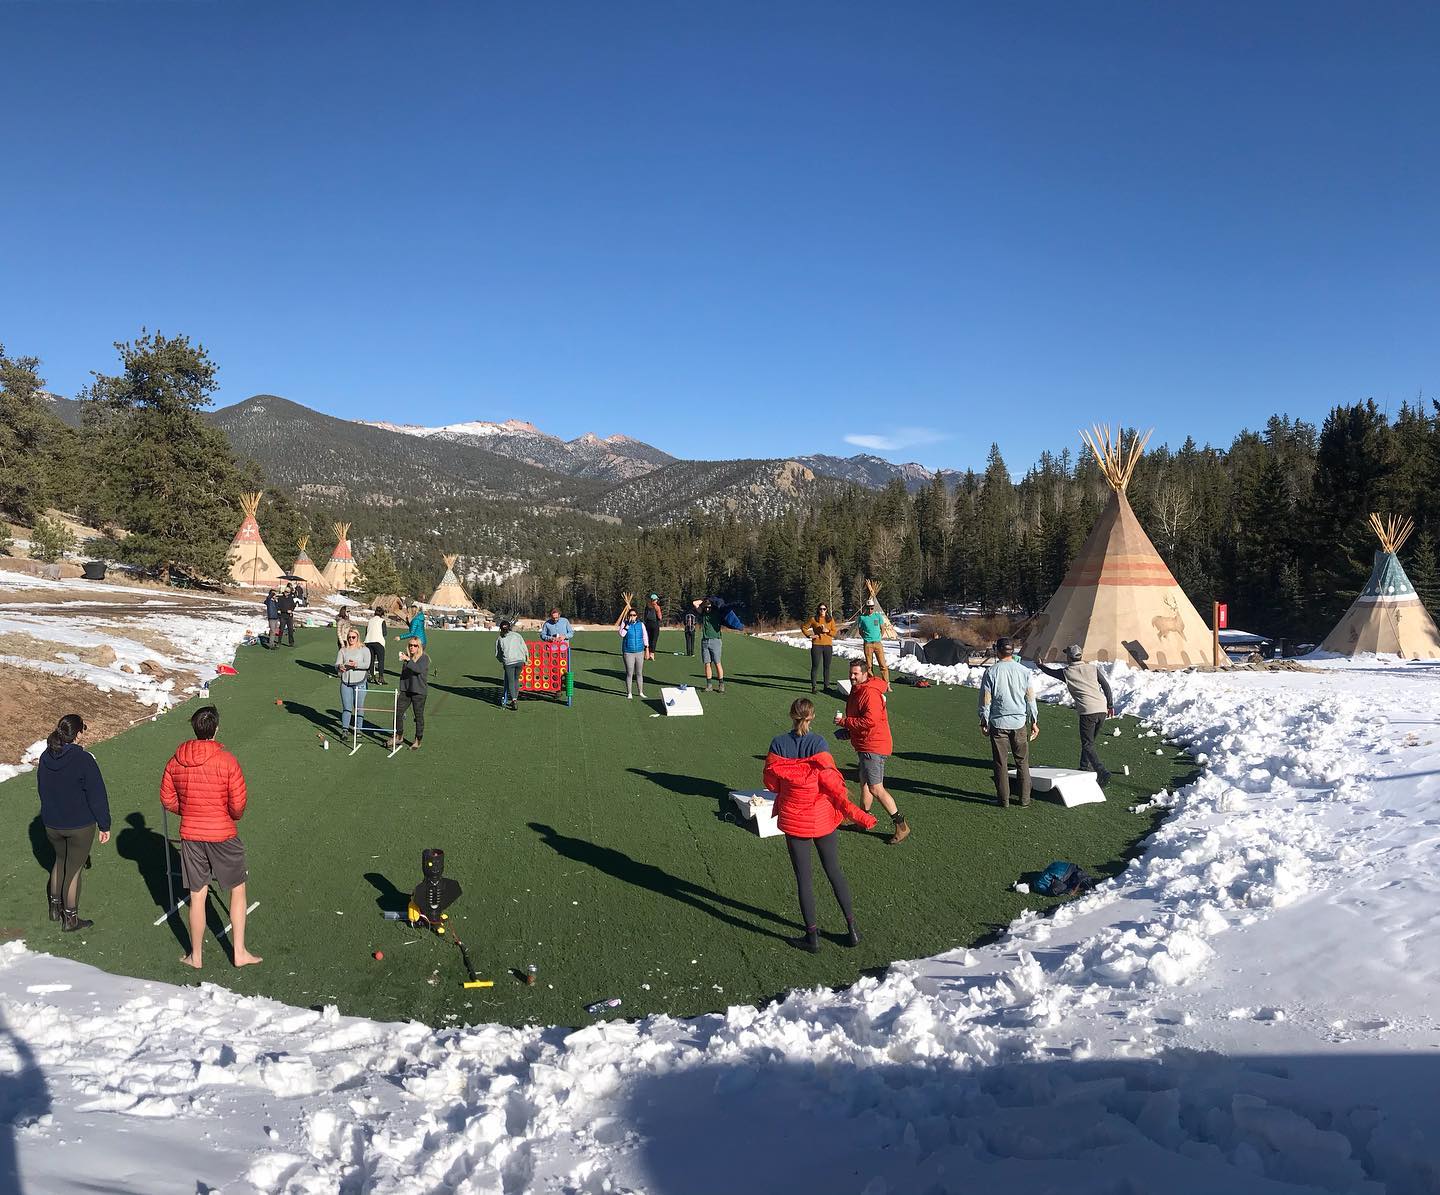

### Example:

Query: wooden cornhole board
xmin=1007 ymin=766 xmax=1106 ymax=808
xmin=661 ymin=686 xmax=704 ymax=716
xmin=729 ymin=789 xmax=782 ymax=838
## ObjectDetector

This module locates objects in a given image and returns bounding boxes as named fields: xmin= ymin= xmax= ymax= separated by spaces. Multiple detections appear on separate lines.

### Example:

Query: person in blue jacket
xmin=617 ymin=606 xmax=649 ymax=699
xmin=36 ymin=713 xmax=111 ymax=931
xmin=540 ymin=607 xmax=573 ymax=642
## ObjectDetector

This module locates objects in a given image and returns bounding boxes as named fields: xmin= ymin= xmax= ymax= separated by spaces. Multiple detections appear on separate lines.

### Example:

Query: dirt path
xmin=0 ymin=662 xmax=153 ymax=765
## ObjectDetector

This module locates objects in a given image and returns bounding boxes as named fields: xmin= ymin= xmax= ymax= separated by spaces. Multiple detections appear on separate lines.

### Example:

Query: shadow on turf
xmin=627 ymin=768 xmax=732 ymax=821
xmin=364 ymin=872 xmax=411 ymax=916
xmin=528 ymin=822 xmax=793 ymax=938
xmin=113 ymin=813 xmax=193 ymax=951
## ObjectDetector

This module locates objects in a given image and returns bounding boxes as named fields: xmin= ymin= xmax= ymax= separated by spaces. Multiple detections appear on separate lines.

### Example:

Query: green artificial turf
xmin=0 ymin=630 xmax=1195 ymax=1028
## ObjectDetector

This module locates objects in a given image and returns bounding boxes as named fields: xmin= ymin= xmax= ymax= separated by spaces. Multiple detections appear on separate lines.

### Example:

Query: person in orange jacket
xmin=764 ymin=697 xmax=877 ymax=952
xmin=160 ymin=705 xmax=261 ymax=969
xmin=802 ymin=603 xmax=839 ymax=693
xmin=836 ymin=657 xmax=909 ymax=844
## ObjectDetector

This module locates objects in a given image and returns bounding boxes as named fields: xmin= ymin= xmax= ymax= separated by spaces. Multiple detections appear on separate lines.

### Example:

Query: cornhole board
xmin=834 ymin=679 xmax=884 ymax=704
xmin=1007 ymin=766 xmax=1105 ymax=807
xmin=729 ymin=789 xmax=782 ymax=837
xmin=661 ymin=685 xmax=703 ymax=716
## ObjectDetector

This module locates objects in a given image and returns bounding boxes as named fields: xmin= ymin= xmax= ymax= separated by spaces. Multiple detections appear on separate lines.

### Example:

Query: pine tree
xmin=1408 ymin=531 xmax=1440 ymax=617
xmin=82 ymin=331 xmax=244 ymax=580
xmin=355 ymin=545 xmax=403 ymax=598
xmin=0 ymin=346 xmax=73 ymax=522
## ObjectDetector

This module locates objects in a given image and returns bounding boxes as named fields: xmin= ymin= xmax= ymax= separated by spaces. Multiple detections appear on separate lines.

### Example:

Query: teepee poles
xmin=1079 ymin=426 xmax=1152 ymax=493
xmin=1369 ymin=512 xmax=1415 ymax=555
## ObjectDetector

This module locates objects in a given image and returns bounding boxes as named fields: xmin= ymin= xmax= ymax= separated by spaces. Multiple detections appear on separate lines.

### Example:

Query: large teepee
xmin=228 ymin=493 xmax=286 ymax=588
xmin=428 ymin=554 xmax=474 ymax=609
xmin=322 ymin=522 xmax=358 ymax=591
xmin=289 ymin=535 xmax=331 ymax=591
xmin=1320 ymin=514 xmax=1440 ymax=658
xmin=1024 ymin=426 xmax=1217 ymax=670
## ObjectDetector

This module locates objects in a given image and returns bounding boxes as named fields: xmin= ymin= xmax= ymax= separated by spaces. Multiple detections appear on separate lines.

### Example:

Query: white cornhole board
xmin=1008 ymin=766 xmax=1106 ymax=807
xmin=729 ymin=790 xmax=782 ymax=837
xmin=836 ymin=679 xmax=852 ymax=697
xmin=661 ymin=686 xmax=704 ymax=716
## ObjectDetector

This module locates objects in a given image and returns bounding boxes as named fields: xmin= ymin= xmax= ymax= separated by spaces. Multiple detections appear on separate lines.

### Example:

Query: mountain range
xmin=46 ymin=390 xmax=958 ymax=531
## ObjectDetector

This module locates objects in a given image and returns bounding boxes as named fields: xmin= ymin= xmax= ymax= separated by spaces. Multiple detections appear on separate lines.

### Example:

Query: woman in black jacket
xmin=36 ymin=713 xmax=111 ymax=932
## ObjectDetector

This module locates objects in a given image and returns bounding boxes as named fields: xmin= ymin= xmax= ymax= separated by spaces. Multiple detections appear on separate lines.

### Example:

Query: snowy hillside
xmin=2 ymin=612 xmax=1438 ymax=1192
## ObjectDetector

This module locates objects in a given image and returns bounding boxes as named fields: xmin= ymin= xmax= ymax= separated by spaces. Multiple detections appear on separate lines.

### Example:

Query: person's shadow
xmin=528 ymin=822 xmax=790 ymax=937
xmin=0 ymin=1010 xmax=50 ymax=1195
xmin=114 ymin=812 xmax=189 ymax=950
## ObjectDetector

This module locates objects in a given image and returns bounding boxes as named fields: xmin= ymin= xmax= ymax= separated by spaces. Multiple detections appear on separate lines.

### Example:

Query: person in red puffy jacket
xmin=836 ymin=657 xmax=909 ymax=845
xmin=160 ymin=705 xmax=261 ymax=969
xmin=763 ymin=697 xmax=877 ymax=953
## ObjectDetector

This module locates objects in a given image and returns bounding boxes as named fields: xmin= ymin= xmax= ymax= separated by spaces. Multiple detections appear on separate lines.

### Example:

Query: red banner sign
xmin=1216 ymin=603 xmax=1228 ymax=629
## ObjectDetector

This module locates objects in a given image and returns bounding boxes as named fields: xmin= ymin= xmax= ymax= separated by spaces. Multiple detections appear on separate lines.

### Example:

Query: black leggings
xmin=46 ymin=824 xmax=95 ymax=910
xmin=368 ymin=640 xmax=386 ymax=682
xmin=785 ymin=830 xmax=854 ymax=929
xmin=810 ymin=644 xmax=834 ymax=687
xmin=644 ymin=618 xmax=660 ymax=654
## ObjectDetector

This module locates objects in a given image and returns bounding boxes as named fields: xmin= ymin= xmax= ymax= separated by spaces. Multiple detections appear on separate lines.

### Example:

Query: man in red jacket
xmin=836 ymin=658 xmax=910 ymax=844
xmin=160 ymin=705 xmax=261 ymax=969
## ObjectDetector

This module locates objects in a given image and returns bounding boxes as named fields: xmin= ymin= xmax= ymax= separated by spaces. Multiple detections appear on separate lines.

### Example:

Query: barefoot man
xmin=160 ymin=705 xmax=261 ymax=968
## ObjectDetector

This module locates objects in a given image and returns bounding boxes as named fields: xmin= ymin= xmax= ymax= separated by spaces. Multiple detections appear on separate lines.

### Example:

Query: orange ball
xmin=373 ymin=950 xmax=384 ymax=960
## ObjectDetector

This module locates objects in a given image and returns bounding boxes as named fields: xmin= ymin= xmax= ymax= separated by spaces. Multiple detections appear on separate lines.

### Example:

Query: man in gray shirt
xmin=978 ymin=637 xmax=1039 ymax=808
xmin=1037 ymin=643 xmax=1115 ymax=786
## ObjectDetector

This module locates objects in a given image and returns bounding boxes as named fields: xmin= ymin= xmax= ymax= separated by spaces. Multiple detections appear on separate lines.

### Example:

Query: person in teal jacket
xmin=407 ymin=604 xmax=428 ymax=646
xmin=495 ymin=619 xmax=528 ymax=710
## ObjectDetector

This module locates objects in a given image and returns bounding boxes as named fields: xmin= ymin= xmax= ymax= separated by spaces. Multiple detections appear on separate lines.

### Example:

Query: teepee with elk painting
xmin=227 ymin=492 xmax=286 ymax=588
xmin=428 ymin=554 xmax=474 ymax=609
xmin=1320 ymin=514 xmax=1440 ymax=659
xmin=321 ymin=522 xmax=359 ymax=591
xmin=1024 ymin=426 xmax=1217 ymax=670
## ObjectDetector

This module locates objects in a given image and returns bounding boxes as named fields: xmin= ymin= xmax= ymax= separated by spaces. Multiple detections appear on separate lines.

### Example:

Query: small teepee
xmin=228 ymin=492 xmax=286 ymax=588
xmin=290 ymin=535 xmax=331 ymax=591
xmin=322 ymin=522 xmax=358 ymax=591
xmin=428 ymin=554 xmax=474 ymax=609
xmin=1025 ymin=426 xmax=1217 ymax=670
xmin=1320 ymin=514 xmax=1440 ymax=658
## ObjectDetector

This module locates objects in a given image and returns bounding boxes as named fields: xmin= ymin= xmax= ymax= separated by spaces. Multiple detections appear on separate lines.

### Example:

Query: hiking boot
xmin=886 ymin=821 xmax=910 ymax=846
xmin=786 ymin=928 xmax=820 ymax=953
xmin=844 ymin=922 xmax=861 ymax=947
xmin=704 ymin=683 xmax=713 ymax=692
xmin=1019 ymin=798 xmax=1031 ymax=807
xmin=48 ymin=896 xmax=60 ymax=922
xmin=718 ymin=682 xmax=725 ymax=692
xmin=61 ymin=909 xmax=92 ymax=933
xmin=410 ymin=740 xmax=422 ymax=751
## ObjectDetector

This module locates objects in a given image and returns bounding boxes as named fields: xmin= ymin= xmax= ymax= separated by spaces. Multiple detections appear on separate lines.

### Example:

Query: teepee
xmin=1024 ymin=426 xmax=1217 ymax=670
xmin=228 ymin=493 xmax=286 ymax=588
xmin=1320 ymin=514 xmax=1440 ymax=658
xmin=289 ymin=535 xmax=331 ymax=591
xmin=428 ymin=554 xmax=474 ymax=609
xmin=322 ymin=522 xmax=359 ymax=591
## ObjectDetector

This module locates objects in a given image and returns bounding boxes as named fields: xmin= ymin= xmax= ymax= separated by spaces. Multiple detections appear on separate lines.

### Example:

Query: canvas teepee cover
xmin=290 ymin=535 xmax=331 ymax=591
xmin=228 ymin=493 xmax=286 ymax=588
xmin=1024 ymin=427 xmax=1217 ymax=670
xmin=428 ymin=554 xmax=474 ymax=609
xmin=322 ymin=522 xmax=358 ymax=591
xmin=1320 ymin=514 xmax=1440 ymax=658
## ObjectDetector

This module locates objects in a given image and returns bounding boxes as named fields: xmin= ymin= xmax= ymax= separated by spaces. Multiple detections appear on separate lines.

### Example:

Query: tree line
xmin=503 ymin=404 xmax=1440 ymax=643
xmin=4 ymin=335 xmax=1436 ymax=642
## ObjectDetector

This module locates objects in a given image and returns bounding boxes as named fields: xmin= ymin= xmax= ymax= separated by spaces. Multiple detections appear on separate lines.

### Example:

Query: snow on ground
xmin=3 ymin=632 xmax=1440 ymax=1191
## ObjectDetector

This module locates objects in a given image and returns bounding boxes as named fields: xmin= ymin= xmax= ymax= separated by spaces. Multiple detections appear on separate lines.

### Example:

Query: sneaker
xmin=410 ymin=740 xmax=422 ymax=751
xmin=1098 ymin=772 xmax=1112 ymax=788
xmin=704 ymin=683 xmax=713 ymax=692
xmin=718 ymin=682 xmax=725 ymax=693
xmin=885 ymin=821 xmax=911 ymax=846
xmin=844 ymin=923 xmax=862 ymax=947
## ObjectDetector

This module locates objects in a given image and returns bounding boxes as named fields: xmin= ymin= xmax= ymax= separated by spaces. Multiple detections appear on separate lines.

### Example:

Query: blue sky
xmin=2 ymin=2 xmax=1436 ymax=472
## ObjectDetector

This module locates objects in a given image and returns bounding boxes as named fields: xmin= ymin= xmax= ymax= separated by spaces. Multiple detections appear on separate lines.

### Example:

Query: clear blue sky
xmin=2 ymin=2 xmax=1436 ymax=472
